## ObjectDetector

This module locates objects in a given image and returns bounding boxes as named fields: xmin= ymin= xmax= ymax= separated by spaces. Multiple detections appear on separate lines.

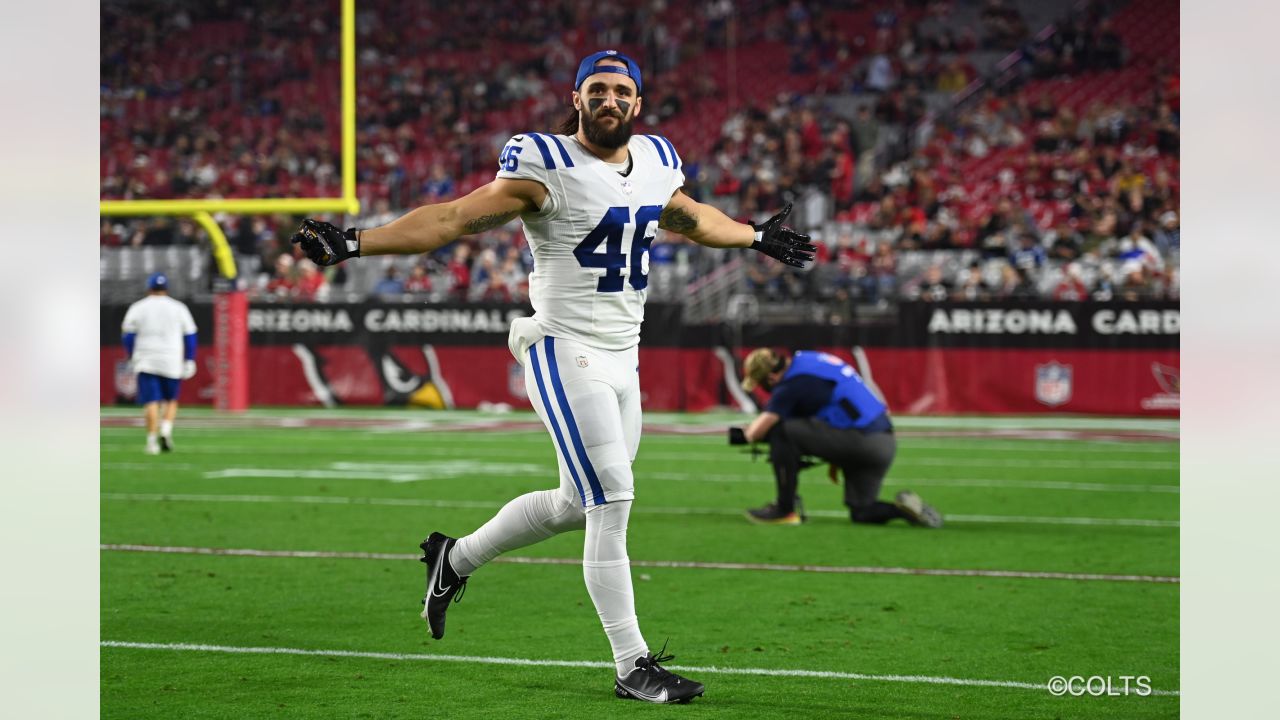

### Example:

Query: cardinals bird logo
xmin=1151 ymin=363 xmax=1180 ymax=395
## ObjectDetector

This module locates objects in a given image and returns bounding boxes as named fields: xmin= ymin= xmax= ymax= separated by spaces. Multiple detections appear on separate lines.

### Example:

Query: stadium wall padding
xmin=101 ymin=301 xmax=1179 ymax=416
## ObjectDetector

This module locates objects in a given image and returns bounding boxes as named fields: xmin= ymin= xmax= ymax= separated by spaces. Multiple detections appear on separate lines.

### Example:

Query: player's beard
xmin=581 ymin=107 xmax=634 ymax=150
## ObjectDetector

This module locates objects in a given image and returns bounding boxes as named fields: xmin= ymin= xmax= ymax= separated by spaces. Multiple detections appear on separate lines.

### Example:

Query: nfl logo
xmin=576 ymin=355 xmax=589 ymax=368
xmin=620 ymin=179 xmax=633 ymax=195
xmin=508 ymin=362 xmax=527 ymax=400
xmin=114 ymin=359 xmax=137 ymax=401
xmin=1034 ymin=362 xmax=1072 ymax=407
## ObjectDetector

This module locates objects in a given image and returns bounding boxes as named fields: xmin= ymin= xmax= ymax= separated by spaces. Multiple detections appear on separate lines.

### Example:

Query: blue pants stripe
xmin=529 ymin=341 xmax=587 ymax=505
xmin=544 ymin=337 xmax=606 ymax=505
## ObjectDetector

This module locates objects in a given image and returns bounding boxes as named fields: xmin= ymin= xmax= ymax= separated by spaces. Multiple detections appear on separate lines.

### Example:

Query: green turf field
xmin=100 ymin=408 xmax=1179 ymax=718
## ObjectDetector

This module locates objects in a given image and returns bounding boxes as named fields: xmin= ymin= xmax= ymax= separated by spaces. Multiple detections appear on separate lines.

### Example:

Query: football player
xmin=292 ymin=50 xmax=814 ymax=704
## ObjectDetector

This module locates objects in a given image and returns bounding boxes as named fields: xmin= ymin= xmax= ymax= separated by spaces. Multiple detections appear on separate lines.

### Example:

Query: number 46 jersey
xmin=496 ymin=132 xmax=685 ymax=351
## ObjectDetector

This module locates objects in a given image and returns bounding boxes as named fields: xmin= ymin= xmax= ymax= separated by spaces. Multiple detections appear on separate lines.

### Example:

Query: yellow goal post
xmin=99 ymin=0 xmax=361 ymax=280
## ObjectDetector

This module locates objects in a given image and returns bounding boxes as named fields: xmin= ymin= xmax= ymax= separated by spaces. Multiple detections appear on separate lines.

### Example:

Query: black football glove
xmin=750 ymin=203 xmax=816 ymax=268
xmin=291 ymin=219 xmax=360 ymax=266
xmin=728 ymin=427 xmax=749 ymax=445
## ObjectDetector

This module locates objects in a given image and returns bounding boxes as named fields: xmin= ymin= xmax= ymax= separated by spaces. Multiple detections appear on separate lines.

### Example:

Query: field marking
xmin=100 ymin=442 xmax=1178 ymax=470
xmin=185 ymin=463 xmax=1183 ymax=493
xmin=99 ymin=458 xmax=1177 ymax=491
xmin=99 ymin=543 xmax=1179 ymax=584
xmin=101 ymin=493 xmax=1179 ymax=528
xmin=102 ymin=460 xmax=1178 ymax=494
xmin=99 ymin=640 xmax=1179 ymax=697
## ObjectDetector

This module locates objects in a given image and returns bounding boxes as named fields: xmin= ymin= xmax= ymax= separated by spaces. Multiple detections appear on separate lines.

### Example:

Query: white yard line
xmin=102 ymin=461 xmax=1178 ymax=494
xmin=101 ymin=493 xmax=1179 ymax=528
xmin=98 ymin=640 xmax=1179 ymax=696
xmin=99 ymin=543 xmax=1179 ymax=584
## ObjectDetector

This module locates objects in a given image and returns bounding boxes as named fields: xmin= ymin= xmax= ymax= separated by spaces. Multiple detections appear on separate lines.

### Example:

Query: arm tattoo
xmin=659 ymin=206 xmax=698 ymax=234
xmin=463 ymin=211 xmax=520 ymax=235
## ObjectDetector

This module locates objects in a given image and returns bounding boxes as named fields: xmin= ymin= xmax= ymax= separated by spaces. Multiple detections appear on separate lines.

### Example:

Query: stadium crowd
xmin=101 ymin=0 xmax=1178 ymax=305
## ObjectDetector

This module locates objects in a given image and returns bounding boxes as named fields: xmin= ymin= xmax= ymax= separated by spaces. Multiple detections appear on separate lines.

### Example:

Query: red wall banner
xmin=100 ymin=344 xmax=1178 ymax=416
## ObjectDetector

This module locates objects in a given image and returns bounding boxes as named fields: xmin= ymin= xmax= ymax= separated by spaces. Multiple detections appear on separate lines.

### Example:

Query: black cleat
xmin=745 ymin=496 xmax=805 ymax=525
xmin=745 ymin=503 xmax=802 ymax=525
xmin=894 ymin=490 xmax=944 ymax=528
xmin=419 ymin=532 xmax=468 ymax=639
xmin=615 ymin=646 xmax=705 ymax=704
xmin=159 ymin=435 xmax=172 ymax=452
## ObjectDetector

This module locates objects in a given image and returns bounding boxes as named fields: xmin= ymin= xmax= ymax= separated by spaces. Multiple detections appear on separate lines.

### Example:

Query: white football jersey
xmin=121 ymin=294 xmax=197 ymax=379
xmin=496 ymin=131 xmax=685 ymax=351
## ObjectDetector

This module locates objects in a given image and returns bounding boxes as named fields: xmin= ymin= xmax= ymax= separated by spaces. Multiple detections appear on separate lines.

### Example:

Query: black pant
xmin=768 ymin=417 xmax=898 ymax=522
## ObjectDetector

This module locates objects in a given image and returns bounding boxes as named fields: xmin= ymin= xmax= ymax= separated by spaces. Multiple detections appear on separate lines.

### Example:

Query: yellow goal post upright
xmin=100 ymin=0 xmax=361 ymax=412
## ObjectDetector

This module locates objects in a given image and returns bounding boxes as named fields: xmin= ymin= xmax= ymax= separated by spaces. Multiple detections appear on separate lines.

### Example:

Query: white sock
xmin=160 ymin=420 xmax=173 ymax=438
xmin=449 ymin=489 xmax=584 ymax=577
xmin=146 ymin=432 xmax=158 ymax=445
xmin=582 ymin=501 xmax=649 ymax=677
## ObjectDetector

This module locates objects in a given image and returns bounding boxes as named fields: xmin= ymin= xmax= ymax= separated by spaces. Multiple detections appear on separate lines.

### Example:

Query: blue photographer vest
xmin=781 ymin=351 xmax=888 ymax=430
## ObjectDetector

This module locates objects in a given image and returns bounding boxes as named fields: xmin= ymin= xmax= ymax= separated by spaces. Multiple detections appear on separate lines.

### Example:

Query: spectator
xmin=849 ymin=106 xmax=881 ymax=189
xmin=423 ymin=162 xmax=456 ymax=200
xmin=1047 ymin=222 xmax=1084 ymax=261
xmin=1009 ymin=232 xmax=1047 ymax=273
xmin=371 ymin=266 xmax=405 ymax=299
xmin=865 ymin=50 xmax=896 ymax=93
xmin=936 ymin=57 xmax=970 ymax=94
xmin=1153 ymin=210 xmax=1180 ymax=255
xmin=992 ymin=263 xmax=1036 ymax=300
xmin=868 ymin=241 xmax=897 ymax=301
xmin=911 ymin=264 xmax=952 ymax=302
xmin=446 ymin=244 xmax=472 ymax=300
xmin=296 ymin=261 xmax=328 ymax=301
xmin=404 ymin=264 xmax=432 ymax=294
xmin=953 ymin=261 xmax=988 ymax=301
xmin=264 ymin=254 xmax=298 ymax=298
xmin=1051 ymin=263 xmax=1090 ymax=301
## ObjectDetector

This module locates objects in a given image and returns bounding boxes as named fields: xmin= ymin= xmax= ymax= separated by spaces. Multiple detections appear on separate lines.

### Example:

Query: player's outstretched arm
xmin=659 ymin=191 xmax=817 ymax=268
xmin=291 ymin=178 xmax=547 ymax=266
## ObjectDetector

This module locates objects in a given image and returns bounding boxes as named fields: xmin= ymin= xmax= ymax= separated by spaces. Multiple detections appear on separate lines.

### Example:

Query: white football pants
xmin=450 ymin=325 xmax=646 ymax=670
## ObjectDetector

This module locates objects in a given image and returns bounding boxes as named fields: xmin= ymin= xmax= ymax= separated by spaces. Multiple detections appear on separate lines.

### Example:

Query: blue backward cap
xmin=147 ymin=272 xmax=168 ymax=290
xmin=574 ymin=50 xmax=642 ymax=95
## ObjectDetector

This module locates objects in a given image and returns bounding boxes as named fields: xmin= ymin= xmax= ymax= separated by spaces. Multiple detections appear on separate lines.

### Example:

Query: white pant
xmin=512 ymin=319 xmax=641 ymax=507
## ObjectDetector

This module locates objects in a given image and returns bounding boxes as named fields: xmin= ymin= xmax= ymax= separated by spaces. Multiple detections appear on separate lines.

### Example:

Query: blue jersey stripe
xmin=645 ymin=135 xmax=669 ymax=167
xmin=544 ymin=337 xmax=606 ymax=505
xmin=529 ymin=341 xmax=587 ymax=505
xmin=547 ymin=134 xmax=574 ymax=167
xmin=657 ymin=136 xmax=680 ymax=169
xmin=528 ymin=133 xmax=557 ymax=169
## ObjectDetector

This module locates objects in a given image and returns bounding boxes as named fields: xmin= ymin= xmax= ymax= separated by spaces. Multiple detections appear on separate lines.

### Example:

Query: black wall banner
xmin=101 ymin=301 xmax=1178 ymax=350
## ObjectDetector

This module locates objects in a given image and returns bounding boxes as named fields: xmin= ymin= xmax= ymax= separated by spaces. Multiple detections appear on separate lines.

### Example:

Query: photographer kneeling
xmin=731 ymin=348 xmax=943 ymax=528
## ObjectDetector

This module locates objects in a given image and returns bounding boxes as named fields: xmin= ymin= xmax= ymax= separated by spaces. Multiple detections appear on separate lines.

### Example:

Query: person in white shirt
xmin=290 ymin=50 xmax=815 ymax=704
xmin=121 ymin=273 xmax=198 ymax=454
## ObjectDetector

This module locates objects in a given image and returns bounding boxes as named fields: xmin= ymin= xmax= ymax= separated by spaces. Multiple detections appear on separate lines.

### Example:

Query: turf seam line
xmin=99 ymin=544 xmax=1179 ymax=584
xmin=98 ymin=640 xmax=1180 ymax=697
